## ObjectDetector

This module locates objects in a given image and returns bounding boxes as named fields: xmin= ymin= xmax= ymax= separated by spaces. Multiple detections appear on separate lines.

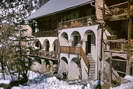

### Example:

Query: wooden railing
xmin=38 ymin=50 xmax=58 ymax=60
xmin=107 ymin=40 xmax=128 ymax=51
xmin=108 ymin=1 xmax=128 ymax=16
xmin=33 ymin=30 xmax=57 ymax=37
xmin=58 ymin=16 xmax=96 ymax=29
xmin=80 ymin=47 xmax=90 ymax=67
xmin=60 ymin=46 xmax=80 ymax=54
xmin=60 ymin=46 xmax=90 ymax=67
xmin=105 ymin=1 xmax=133 ymax=20
xmin=105 ymin=39 xmax=133 ymax=53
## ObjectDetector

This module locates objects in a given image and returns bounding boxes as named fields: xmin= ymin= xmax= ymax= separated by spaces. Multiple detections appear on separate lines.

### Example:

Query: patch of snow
xmin=27 ymin=71 xmax=40 ymax=80
xmin=0 ymin=73 xmax=12 ymax=80
xmin=124 ymin=75 xmax=133 ymax=81
xmin=110 ymin=82 xmax=133 ymax=89
xmin=0 ymin=80 xmax=11 ymax=84
xmin=11 ymin=87 xmax=20 ymax=89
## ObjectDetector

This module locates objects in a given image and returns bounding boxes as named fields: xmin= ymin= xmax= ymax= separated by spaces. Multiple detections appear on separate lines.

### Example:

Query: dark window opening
xmin=45 ymin=40 xmax=50 ymax=52
xmin=72 ymin=32 xmax=81 ymax=46
xmin=35 ymin=41 xmax=42 ymax=49
xmin=62 ymin=32 xmax=68 ymax=40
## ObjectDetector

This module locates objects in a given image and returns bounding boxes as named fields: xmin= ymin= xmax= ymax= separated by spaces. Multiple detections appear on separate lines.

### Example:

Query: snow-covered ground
xmin=110 ymin=82 xmax=133 ymax=89
xmin=111 ymin=75 xmax=133 ymax=89
xmin=2 ymin=71 xmax=133 ymax=89
xmin=12 ymin=75 xmax=92 ymax=89
xmin=11 ymin=71 xmax=94 ymax=89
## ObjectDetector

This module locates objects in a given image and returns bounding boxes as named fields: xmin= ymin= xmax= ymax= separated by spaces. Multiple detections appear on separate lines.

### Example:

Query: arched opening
xmin=61 ymin=57 xmax=68 ymax=64
xmin=43 ymin=39 xmax=50 ymax=52
xmin=59 ymin=57 xmax=68 ymax=79
xmin=84 ymin=30 xmax=95 ymax=54
xmin=34 ymin=40 xmax=42 ymax=49
xmin=61 ymin=32 xmax=68 ymax=40
xmin=71 ymin=31 xmax=81 ymax=46
xmin=53 ymin=39 xmax=59 ymax=52
xmin=68 ymin=57 xmax=81 ymax=80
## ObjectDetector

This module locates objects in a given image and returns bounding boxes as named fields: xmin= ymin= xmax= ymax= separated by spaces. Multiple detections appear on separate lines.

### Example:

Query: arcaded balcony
xmin=58 ymin=16 xmax=96 ymax=29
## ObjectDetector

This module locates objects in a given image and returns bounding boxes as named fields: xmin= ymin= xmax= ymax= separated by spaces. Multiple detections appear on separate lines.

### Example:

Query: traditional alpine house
xmin=27 ymin=0 xmax=133 ymax=82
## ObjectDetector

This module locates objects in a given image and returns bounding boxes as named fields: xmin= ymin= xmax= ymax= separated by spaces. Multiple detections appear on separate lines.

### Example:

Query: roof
xmin=27 ymin=0 xmax=92 ymax=20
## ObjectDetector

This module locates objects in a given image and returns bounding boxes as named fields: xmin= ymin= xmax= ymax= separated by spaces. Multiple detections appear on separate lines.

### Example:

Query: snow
xmin=0 ymin=80 xmax=11 ymax=84
xmin=11 ymin=71 xmax=93 ymax=89
xmin=12 ymin=76 xmax=92 ymax=89
xmin=124 ymin=75 xmax=133 ymax=81
xmin=0 ymin=71 xmax=95 ymax=89
xmin=110 ymin=82 xmax=133 ymax=89
xmin=111 ymin=75 xmax=133 ymax=89
xmin=27 ymin=71 xmax=40 ymax=80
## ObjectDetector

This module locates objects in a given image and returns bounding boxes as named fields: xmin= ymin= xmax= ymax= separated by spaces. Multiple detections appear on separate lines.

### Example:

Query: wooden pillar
xmin=109 ymin=52 xmax=112 ymax=87
xmin=127 ymin=0 xmax=132 ymax=75
xmin=95 ymin=0 xmax=104 ymax=21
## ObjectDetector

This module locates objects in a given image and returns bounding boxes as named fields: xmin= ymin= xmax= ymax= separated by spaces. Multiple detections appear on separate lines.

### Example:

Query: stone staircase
xmin=87 ymin=56 xmax=96 ymax=80
xmin=60 ymin=46 xmax=96 ymax=80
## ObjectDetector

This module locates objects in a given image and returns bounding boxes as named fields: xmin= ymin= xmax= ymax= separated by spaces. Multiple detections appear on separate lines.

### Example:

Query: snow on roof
xmin=27 ymin=0 xmax=92 ymax=20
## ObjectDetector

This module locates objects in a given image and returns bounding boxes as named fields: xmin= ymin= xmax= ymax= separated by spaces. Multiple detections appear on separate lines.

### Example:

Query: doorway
xmin=86 ymin=34 xmax=92 ymax=54
xmin=85 ymin=31 xmax=95 ymax=55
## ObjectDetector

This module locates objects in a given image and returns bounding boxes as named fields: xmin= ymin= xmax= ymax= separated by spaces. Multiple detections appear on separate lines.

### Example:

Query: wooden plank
xmin=104 ymin=50 xmax=127 ymax=54
xmin=111 ymin=59 xmax=128 ymax=62
xmin=107 ymin=40 xmax=127 ymax=43
xmin=105 ymin=14 xmax=128 ymax=21
xmin=109 ymin=1 xmax=128 ymax=8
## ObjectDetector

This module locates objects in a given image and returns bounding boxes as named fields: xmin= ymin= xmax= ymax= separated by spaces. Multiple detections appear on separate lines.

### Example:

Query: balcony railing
xmin=38 ymin=50 xmax=58 ymax=60
xmin=58 ymin=16 xmax=96 ymax=29
xmin=33 ymin=30 xmax=57 ymax=37
xmin=107 ymin=40 xmax=127 ymax=51
xmin=106 ymin=39 xmax=130 ymax=52
xmin=60 ymin=46 xmax=81 ymax=54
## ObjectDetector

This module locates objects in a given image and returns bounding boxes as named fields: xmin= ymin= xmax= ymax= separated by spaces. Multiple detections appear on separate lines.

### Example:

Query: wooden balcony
xmin=58 ymin=16 xmax=96 ymax=29
xmin=60 ymin=46 xmax=81 ymax=54
xmin=38 ymin=50 xmax=58 ymax=60
xmin=105 ymin=1 xmax=133 ymax=21
xmin=107 ymin=40 xmax=127 ymax=51
xmin=105 ymin=39 xmax=133 ymax=54
xmin=32 ymin=30 xmax=57 ymax=37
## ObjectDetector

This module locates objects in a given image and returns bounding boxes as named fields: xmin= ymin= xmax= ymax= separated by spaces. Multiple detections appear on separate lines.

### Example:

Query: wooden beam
xmin=109 ymin=1 xmax=128 ymax=8
xmin=105 ymin=14 xmax=128 ymax=21
xmin=104 ymin=50 xmax=127 ymax=54
xmin=127 ymin=0 xmax=132 ymax=75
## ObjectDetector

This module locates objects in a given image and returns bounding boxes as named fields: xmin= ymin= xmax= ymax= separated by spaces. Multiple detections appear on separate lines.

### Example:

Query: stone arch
xmin=71 ymin=31 xmax=81 ymax=46
xmin=61 ymin=57 xmax=68 ymax=64
xmin=59 ymin=57 xmax=68 ymax=79
xmin=34 ymin=40 xmax=42 ymax=49
xmin=43 ymin=39 xmax=50 ymax=52
xmin=68 ymin=57 xmax=81 ymax=80
xmin=84 ymin=30 xmax=95 ymax=54
xmin=61 ymin=32 xmax=69 ymax=40
xmin=53 ymin=39 xmax=59 ymax=52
